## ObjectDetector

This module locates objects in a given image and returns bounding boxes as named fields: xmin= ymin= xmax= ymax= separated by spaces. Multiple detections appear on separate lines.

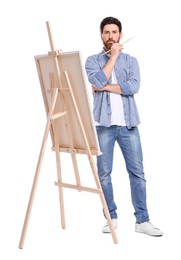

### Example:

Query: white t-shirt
xmin=110 ymin=69 xmax=126 ymax=126
xmin=95 ymin=69 xmax=126 ymax=126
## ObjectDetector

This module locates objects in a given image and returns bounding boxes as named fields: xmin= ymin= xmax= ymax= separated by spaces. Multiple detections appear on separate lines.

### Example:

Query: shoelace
xmin=148 ymin=221 xmax=159 ymax=230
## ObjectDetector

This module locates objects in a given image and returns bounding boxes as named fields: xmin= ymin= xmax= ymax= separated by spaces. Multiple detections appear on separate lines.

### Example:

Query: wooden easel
xmin=18 ymin=21 xmax=118 ymax=249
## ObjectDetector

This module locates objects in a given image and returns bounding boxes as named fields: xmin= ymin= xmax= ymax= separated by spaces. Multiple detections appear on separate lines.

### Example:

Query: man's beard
xmin=103 ymin=40 xmax=116 ymax=51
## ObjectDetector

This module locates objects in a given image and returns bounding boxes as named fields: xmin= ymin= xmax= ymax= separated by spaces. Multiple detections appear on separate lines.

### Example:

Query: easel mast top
xmin=46 ymin=21 xmax=62 ymax=57
xmin=46 ymin=21 xmax=63 ymax=92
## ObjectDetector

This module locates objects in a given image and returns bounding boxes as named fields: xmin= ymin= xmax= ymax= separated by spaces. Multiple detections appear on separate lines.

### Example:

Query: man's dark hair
xmin=100 ymin=17 xmax=122 ymax=34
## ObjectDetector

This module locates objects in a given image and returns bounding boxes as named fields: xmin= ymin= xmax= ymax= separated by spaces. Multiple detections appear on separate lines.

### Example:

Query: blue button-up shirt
xmin=85 ymin=50 xmax=141 ymax=128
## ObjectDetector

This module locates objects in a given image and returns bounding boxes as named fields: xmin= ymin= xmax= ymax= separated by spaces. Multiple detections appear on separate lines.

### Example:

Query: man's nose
xmin=109 ymin=33 xmax=113 ymax=39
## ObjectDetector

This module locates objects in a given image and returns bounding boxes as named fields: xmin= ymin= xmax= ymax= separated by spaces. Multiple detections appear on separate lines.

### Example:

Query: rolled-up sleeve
xmin=117 ymin=57 xmax=140 ymax=96
xmin=85 ymin=55 xmax=108 ymax=88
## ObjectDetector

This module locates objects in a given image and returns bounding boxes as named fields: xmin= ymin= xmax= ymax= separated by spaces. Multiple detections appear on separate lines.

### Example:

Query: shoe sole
xmin=135 ymin=230 xmax=163 ymax=237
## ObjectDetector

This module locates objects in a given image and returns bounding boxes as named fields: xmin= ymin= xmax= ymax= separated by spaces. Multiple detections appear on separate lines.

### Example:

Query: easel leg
xmin=19 ymin=89 xmax=59 ymax=249
xmin=90 ymin=157 xmax=118 ymax=244
xmin=18 ymin=118 xmax=52 ymax=249
xmin=100 ymin=192 xmax=118 ymax=243
xmin=54 ymin=124 xmax=66 ymax=229
xmin=70 ymin=153 xmax=81 ymax=190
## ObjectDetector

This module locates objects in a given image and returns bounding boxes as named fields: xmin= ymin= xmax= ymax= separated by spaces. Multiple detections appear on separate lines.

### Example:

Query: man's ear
xmin=119 ymin=32 xmax=123 ymax=41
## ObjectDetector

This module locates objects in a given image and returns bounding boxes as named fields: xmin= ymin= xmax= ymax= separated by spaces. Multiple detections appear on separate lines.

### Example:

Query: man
xmin=85 ymin=16 xmax=163 ymax=236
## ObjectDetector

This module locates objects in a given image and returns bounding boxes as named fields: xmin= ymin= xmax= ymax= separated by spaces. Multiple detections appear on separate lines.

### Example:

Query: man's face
xmin=101 ymin=24 xmax=122 ymax=51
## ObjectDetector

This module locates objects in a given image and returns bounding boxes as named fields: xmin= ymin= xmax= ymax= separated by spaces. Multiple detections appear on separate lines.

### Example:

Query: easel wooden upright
xmin=18 ymin=21 xmax=118 ymax=249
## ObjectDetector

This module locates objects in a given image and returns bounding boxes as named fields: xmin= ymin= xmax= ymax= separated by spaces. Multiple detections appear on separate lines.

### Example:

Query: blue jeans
xmin=96 ymin=125 xmax=150 ymax=223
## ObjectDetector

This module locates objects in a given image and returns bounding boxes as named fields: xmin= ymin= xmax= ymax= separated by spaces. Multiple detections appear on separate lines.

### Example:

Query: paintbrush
xmin=102 ymin=36 xmax=135 ymax=56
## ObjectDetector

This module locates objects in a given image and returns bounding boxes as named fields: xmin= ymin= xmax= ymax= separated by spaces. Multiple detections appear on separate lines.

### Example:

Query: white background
xmin=0 ymin=0 xmax=181 ymax=259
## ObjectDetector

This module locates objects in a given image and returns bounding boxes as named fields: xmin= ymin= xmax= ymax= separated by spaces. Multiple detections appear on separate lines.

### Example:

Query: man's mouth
xmin=107 ymin=40 xmax=114 ymax=44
